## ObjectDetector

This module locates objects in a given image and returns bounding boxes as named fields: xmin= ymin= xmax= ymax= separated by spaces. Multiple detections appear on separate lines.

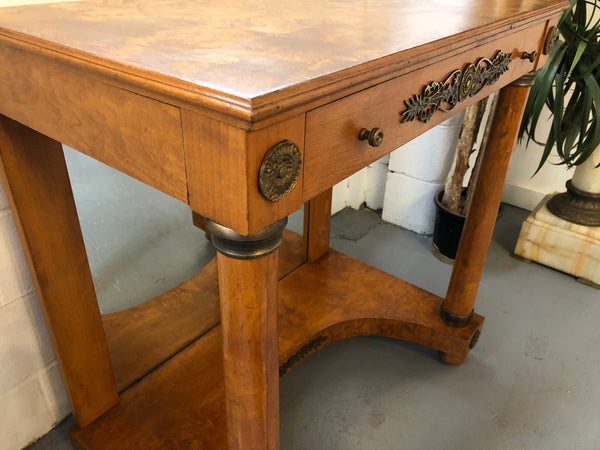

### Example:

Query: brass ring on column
xmin=205 ymin=218 xmax=288 ymax=260
xmin=440 ymin=302 xmax=474 ymax=327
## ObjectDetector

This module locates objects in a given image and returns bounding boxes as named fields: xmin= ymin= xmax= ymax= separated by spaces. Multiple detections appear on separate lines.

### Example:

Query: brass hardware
xmin=400 ymin=51 xmax=512 ymax=123
xmin=279 ymin=336 xmax=328 ymax=377
xmin=206 ymin=217 xmax=288 ymax=260
xmin=358 ymin=127 xmax=384 ymax=147
xmin=440 ymin=302 xmax=474 ymax=328
xmin=511 ymin=70 xmax=539 ymax=87
xmin=544 ymin=26 xmax=558 ymax=55
xmin=258 ymin=140 xmax=302 ymax=202
xmin=521 ymin=51 xmax=537 ymax=62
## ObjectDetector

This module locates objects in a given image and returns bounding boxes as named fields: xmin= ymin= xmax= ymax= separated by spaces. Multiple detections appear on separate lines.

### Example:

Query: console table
xmin=0 ymin=1 xmax=566 ymax=448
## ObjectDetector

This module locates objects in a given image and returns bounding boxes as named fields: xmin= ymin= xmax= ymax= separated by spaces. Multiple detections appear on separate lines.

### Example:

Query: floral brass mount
xmin=400 ymin=50 xmax=512 ymax=124
xmin=258 ymin=140 xmax=302 ymax=202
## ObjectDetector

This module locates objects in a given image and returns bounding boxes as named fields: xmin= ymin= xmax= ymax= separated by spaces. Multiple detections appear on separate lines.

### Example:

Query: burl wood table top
xmin=0 ymin=0 xmax=566 ymax=121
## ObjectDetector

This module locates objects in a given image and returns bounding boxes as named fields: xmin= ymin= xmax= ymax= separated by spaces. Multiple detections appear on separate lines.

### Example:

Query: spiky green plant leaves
xmin=519 ymin=0 xmax=600 ymax=172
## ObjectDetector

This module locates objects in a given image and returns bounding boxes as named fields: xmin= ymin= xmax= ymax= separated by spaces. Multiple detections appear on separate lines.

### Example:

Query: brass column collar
xmin=205 ymin=217 xmax=288 ymax=260
xmin=511 ymin=70 xmax=539 ymax=88
xmin=440 ymin=302 xmax=474 ymax=328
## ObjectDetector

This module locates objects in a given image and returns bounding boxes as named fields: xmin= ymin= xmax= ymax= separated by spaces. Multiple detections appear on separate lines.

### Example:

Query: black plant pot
xmin=432 ymin=189 xmax=465 ymax=264
xmin=432 ymin=188 xmax=502 ymax=264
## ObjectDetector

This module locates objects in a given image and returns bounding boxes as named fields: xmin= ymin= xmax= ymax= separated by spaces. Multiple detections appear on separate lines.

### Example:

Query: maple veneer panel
xmin=0 ymin=43 xmax=187 ymax=202
xmin=184 ymin=112 xmax=305 ymax=235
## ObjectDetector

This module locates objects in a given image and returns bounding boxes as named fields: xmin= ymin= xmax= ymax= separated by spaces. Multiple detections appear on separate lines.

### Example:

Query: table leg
xmin=441 ymin=75 xmax=534 ymax=341
xmin=0 ymin=115 xmax=119 ymax=427
xmin=206 ymin=218 xmax=287 ymax=450
xmin=303 ymin=187 xmax=332 ymax=262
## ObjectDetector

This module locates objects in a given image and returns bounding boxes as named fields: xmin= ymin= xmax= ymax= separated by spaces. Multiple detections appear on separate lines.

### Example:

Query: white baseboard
xmin=501 ymin=183 xmax=556 ymax=211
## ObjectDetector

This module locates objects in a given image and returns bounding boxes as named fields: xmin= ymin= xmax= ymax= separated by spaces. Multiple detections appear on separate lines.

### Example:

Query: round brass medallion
xmin=459 ymin=63 xmax=477 ymax=102
xmin=258 ymin=140 xmax=302 ymax=202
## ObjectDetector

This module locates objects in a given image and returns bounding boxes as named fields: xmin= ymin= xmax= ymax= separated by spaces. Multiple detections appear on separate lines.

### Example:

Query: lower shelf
xmin=102 ymin=229 xmax=306 ymax=392
xmin=72 ymin=248 xmax=482 ymax=449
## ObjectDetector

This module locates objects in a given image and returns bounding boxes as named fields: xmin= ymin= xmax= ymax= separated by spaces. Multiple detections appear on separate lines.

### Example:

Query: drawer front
xmin=0 ymin=41 xmax=187 ymax=203
xmin=303 ymin=20 xmax=553 ymax=201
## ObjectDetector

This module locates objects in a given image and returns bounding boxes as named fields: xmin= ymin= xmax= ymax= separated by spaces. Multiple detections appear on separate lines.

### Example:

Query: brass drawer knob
xmin=521 ymin=51 xmax=537 ymax=63
xmin=358 ymin=127 xmax=384 ymax=147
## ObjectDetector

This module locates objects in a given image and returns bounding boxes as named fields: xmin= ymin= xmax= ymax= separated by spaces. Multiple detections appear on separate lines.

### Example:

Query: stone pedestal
xmin=514 ymin=195 xmax=600 ymax=287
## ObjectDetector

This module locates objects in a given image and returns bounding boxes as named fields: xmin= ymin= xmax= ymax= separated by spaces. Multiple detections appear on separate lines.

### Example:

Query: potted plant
xmin=432 ymin=95 xmax=499 ymax=262
xmin=519 ymin=0 xmax=600 ymax=225
xmin=514 ymin=0 xmax=600 ymax=287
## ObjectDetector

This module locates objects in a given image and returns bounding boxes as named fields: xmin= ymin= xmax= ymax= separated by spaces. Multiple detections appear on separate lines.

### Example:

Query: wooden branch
xmin=464 ymin=92 xmax=499 ymax=216
xmin=442 ymin=99 xmax=488 ymax=212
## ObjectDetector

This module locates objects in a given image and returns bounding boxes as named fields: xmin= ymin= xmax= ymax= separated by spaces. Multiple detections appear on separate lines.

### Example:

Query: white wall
xmin=504 ymin=117 xmax=572 ymax=210
xmin=0 ymin=180 xmax=69 ymax=450
xmin=332 ymin=156 xmax=389 ymax=215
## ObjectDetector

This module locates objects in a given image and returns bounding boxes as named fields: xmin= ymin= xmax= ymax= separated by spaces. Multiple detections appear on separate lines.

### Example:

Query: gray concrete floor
xmin=28 ymin=147 xmax=600 ymax=449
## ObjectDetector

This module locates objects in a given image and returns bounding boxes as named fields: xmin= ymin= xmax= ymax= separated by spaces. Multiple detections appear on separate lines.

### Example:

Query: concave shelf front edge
xmin=73 ymin=245 xmax=482 ymax=449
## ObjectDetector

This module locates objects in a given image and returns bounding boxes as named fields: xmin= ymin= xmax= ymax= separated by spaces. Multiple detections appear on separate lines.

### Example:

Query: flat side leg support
xmin=303 ymin=188 xmax=332 ymax=262
xmin=443 ymin=76 xmax=534 ymax=326
xmin=0 ymin=115 xmax=119 ymax=427
xmin=206 ymin=218 xmax=287 ymax=450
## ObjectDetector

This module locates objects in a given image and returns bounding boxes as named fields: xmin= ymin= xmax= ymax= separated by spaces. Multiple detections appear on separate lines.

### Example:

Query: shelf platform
xmin=102 ymin=229 xmax=306 ymax=392
xmin=71 ymin=234 xmax=482 ymax=448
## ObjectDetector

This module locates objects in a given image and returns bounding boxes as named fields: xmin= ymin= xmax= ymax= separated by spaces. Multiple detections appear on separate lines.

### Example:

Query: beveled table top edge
xmin=0 ymin=2 xmax=567 ymax=128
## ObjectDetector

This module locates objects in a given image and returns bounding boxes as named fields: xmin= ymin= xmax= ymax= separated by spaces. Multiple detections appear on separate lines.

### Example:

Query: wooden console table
xmin=0 ymin=1 xmax=566 ymax=448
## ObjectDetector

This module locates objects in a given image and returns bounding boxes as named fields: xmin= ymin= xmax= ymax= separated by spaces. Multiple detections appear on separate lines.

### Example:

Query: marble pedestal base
xmin=514 ymin=195 xmax=600 ymax=288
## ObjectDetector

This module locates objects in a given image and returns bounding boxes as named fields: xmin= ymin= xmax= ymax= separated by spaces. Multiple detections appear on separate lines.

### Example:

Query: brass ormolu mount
xmin=400 ymin=50 xmax=512 ymax=124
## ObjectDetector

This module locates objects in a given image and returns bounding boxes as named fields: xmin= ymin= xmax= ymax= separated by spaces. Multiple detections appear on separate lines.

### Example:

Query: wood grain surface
xmin=303 ymin=22 xmax=548 ymax=200
xmin=103 ymin=229 xmax=305 ymax=393
xmin=184 ymin=111 xmax=305 ymax=235
xmin=445 ymin=83 xmax=532 ymax=317
xmin=71 ymin=247 xmax=482 ymax=449
xmin=304 ymin=188 xmax=332 ymax=263
xmin=0 ymin=42 xmax=188 ymax=202
xmin=0 ymin=116 xmax=119 ymax=428
xmin=0 ymin=0 xmax=567 ymax=122
xmin=217 ymin=251 xmax=280 ymax=450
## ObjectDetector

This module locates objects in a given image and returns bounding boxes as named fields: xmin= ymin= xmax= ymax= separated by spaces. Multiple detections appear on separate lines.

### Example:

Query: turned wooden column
xmin=441 ymin=73 xmax=535 ymax=328
xmin=0 ymin=115 xmax=119 ymax=427
xmin=206 ymin=218 xmax=287 ymax=450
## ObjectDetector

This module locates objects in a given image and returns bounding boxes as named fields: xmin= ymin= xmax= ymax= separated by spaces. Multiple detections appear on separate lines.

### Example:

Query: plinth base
xmin=514 ymin=195 xmax=600 ymax=287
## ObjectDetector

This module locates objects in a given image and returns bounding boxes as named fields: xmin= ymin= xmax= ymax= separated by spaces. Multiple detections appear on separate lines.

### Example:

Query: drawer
xmin=0 ymin=42 xmax=187 ymax=203
xmin=303 ymin=20 xmax=553 ymax=201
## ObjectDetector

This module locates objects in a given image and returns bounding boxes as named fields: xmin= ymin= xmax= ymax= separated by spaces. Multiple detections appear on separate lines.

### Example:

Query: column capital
xmin=206 ymin=217 xmax=287 ymax=259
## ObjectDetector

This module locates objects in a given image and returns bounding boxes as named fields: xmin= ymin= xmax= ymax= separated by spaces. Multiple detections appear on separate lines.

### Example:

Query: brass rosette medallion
xmin=458 ymin=63 xmax=477 ymax=102
xmin=258 ymin=140 xmax=302 ymax=202
xmin=400 ymin=50 xmax=512 ymax=123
